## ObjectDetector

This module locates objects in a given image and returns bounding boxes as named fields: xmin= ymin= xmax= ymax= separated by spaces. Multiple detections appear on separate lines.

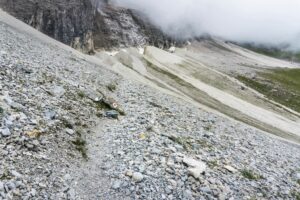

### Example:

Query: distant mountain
xmin=238 ymin=42 xmax=300 ymax=63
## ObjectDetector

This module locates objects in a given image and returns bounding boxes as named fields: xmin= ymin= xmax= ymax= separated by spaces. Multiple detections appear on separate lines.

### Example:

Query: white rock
xmin=0 ymin=127 xmax=11 ymax=137
xmin=168 ymin=46 xmax=176 ymax=53
xmin=188 ymin=167 xmax=204 ymax=179
xmin=125 ymin=170 xmax=133 ymax=177
xmin=51 ymin=86 xmax=65 ymax=97
xmin=295 ymin=172 xmax=300 ymax=180
xmin=183 ymin=157 xmax=207 ymax=179
xmin=11 ymin=170 xmax=22 ymax=178
xmin=66 ymin=128 xmax=75 ymax=135
xmin=0 ymin=182 xmax=4 ymax=191
xmin=183 ymin=157 xmax=204 ymax=168
xmin=224 ymin=165 xmax=237 ymax=173
xmin=132 ymin=172 xmax=144 ymax=182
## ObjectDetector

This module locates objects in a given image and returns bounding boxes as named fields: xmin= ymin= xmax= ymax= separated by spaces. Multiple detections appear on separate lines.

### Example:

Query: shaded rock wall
xmin=0 ymin=0 xmax=180 ymax=52
xmin=0 ymin=0 xmax=95 ymax=53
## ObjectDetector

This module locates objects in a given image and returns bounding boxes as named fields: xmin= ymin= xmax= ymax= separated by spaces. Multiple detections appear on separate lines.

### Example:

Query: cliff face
xmin=0 ymin=0 xmax=177 ymax=52
xmin=0 ymin=0 xmax=95 ymax=53
xmin=93 ymin=4 xmax=176 ymax=50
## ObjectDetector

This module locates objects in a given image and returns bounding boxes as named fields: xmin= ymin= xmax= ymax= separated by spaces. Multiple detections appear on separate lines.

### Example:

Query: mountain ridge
xmin=0 ymin=0 xmax=179 ymax=53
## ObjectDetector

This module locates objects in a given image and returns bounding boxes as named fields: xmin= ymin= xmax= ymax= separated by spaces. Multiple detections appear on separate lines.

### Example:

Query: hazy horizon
xmin=111 ymin=0 xmax=300 ymax=51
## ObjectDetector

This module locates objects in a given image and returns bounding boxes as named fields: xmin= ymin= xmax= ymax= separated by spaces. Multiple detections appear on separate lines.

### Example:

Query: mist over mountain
xmin=112 ymin=0 xmax=300 ymax=50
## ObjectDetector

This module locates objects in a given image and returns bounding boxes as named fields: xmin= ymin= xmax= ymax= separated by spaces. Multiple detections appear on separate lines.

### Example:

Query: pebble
xmin=132 ymin=172 xmax=144 ymax=182
xmin=44 ymin=110 xmax=56 ymax=120
xmin=112 ymin=180 xmax=122 ymax=190
xmin=0 ymin=182 xmax=4 ymax=192
xmin=68 ymin=188 xmax=76 ymax=200
xmin=65 ymin=129 xmax=75 ymax=135
xmin=125 ymin=170 xmax=133 ymax=177
xmin=11 ymin=170 xmax=22 ymax=178
xmin=0 ymin=127 xmax=11 ymax=137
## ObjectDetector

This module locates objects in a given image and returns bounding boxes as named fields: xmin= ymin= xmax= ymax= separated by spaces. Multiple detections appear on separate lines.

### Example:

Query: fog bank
xmin=111 ymin=0 xmax=300 ymax=50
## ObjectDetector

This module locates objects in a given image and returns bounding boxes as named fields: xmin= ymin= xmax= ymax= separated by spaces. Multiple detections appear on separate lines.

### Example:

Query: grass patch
xmin=240 ymin=43 xmax=300 ymax=63
xmin=72 ymin=137 xmax=88 ymax=160
xmin=95 ymin=100 xmax=111 ymax=111
xmin=204 ymin=124 xmax=213 ymax=131
xmin=207 ymin=160 xmax=219 ymax=168
xmin=0 ymin=106 xmax=4 ymax=117
xmin=77 ymin=91 xmax=86 ymax=98
xmin=0 ymin=168 xmax=9 ymax=180
xmin=291 ymin=191 xmax=300 ymax=200
xmin=60 ymin=118 xmax=74 ymax=129
xmin=107 ymin=83 xmax=117 ymax=92
xmin=241 ymin=169 xmax=263 ymax=180
xmin=237 ymin=68 xmax=300 ymax=113
xmin=167 ymin=135 xmax=212 ymax=151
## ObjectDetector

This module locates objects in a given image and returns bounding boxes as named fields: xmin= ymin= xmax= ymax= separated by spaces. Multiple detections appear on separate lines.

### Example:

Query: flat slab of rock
xmin=224 ymin=165 xmax=238 ymax=173
xmin=183 ymin=157 xmax=205 ymax=168
xmin=183 ymin=157 xmax=206 ymax=179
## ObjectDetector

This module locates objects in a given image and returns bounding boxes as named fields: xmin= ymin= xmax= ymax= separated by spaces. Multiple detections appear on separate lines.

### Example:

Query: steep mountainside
xmin=1 ymin=10 xmax=300 ymax=199
xmin=0 ymin=0 xmax=177 ymax=52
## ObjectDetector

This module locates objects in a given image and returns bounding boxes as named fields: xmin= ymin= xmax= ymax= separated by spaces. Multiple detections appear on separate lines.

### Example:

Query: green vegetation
xmin=204 ymin=124 xmax=213 ymax=131
xmin=237 ymin=68 xmax=300 ymax=113
xmin=60 ymin=118 xmax=74 ymax=129
xmin=72 ymin=137 xmax=88 ymax=160
xmin=241 ymin=169 xmax=263 ymax=180
xmin=0 ymin=106 xmax=4 ymax=116
xmin=167 ymin=135 xmax=212 ymax=151
xmin=241 ymin=44 xmax=300 ymax=63
xmin=207 ymin=160 xmax=219 ymax=168
xmin=77 ymin=90 xmax=86 ymax=98
xmin=0 ymin=168 xmax=9 ymax=180
xmin=107 ymin=83 xmax=117 ymax=91
xmin=291 ymin=191 xmax=300 ymax=200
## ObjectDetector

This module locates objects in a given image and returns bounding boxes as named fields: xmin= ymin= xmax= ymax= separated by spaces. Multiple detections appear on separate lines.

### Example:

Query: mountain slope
xmin=0 ymin=8 xmax=300 ymax=200
xmin=103 ymin=43 xmax=300 ymax=143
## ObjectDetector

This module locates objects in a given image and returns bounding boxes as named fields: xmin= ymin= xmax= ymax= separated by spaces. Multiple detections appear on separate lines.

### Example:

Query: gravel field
xmin=0 ymin=19 xmax=300 ymax=200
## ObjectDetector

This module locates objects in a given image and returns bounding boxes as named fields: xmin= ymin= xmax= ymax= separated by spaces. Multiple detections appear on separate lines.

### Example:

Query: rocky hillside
xmin=1 ymin=9 xmax=300 ymax=200
xmin=0 ymin=0 xmax=177 ymax=53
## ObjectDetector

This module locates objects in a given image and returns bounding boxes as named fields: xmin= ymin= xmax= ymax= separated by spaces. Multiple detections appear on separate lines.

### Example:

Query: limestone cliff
xmin=0 ymin=0 xmax=178 ymax=53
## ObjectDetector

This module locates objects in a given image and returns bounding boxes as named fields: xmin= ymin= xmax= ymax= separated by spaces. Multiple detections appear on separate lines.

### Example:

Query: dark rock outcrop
xmin=0 ymin=0 xmax=180 ymax=52
xmin=0 ymin=0 xmax=96 ymax=54
xmin=93 ymin=4 xmax=177 ymax=50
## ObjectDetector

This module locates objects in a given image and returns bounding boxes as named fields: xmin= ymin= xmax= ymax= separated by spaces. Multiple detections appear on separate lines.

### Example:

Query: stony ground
xmin=0 ymin=21 xmax=300 ymax=200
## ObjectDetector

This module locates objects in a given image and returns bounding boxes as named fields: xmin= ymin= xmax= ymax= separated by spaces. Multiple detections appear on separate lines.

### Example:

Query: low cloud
xmin=111 ymin=0 xmax=300 ymax=50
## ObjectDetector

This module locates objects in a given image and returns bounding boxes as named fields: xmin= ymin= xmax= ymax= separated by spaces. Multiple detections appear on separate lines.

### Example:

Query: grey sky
xmin=112 ymin=0 xmax=300 ymax=50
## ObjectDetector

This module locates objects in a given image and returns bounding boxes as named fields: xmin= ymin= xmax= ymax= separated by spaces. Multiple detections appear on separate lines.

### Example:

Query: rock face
xmin=93 ymin=4 xmax=177 ymax=50
xmin=0 ymin=0 xmax=178 ymax=52
xmin=0 ymin=0 xmax=95 ymax=53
